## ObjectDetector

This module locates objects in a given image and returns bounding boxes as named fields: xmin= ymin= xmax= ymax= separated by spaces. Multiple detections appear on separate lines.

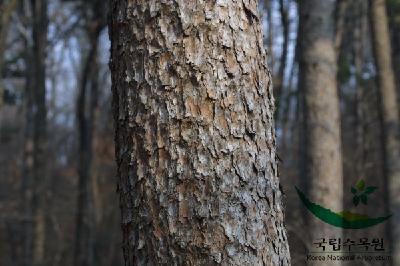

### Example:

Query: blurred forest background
xmin=1 ymin=0 xmax=400 ymax=265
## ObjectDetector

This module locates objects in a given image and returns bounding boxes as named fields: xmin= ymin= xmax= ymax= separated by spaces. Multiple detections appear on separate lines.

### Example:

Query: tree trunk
xmin=264 ymin=0 xmax=274 ymax=72
xmin=31 ymin=0 xmax=48 ymax=264
xmin=369 ymin=0 xmax=400 ymax=264
xmin=22 ymin=40 xmax=35 ymax=266
xmin=334 ymin=0 xmax=348 ymax=55
xmin=74 ymin=2 xmax=107 ymax=265
xmin=21 ymin=0 xmax=49 ymax=265
xmin=0 ymin=0 xmax=18 ymax=107
xmin=274 ymin=0 xmax=289 ymax=119
xmin=387 ymin=0 xmax=400 ymax=109
xmin=109 ymin=0 xmax=291 ymax=265
xmin=74 ymin=30 xmax=100 ymax=266
xmin=20 ymin=0 xmax=50 ymax=265
xmin=298 ymin=0 xmax=343 ymax=260
xmin=354 ymin=0 xmax=367 ymax=185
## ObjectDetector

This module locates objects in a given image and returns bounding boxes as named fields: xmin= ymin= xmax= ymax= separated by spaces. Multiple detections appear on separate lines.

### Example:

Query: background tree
xmin=73 ymin=1 xmax=107 ymax=265
xmin=298 ymin=0 xmax=343 ymax=260
xmin=0 ymin=0 xmax=18 ymax=108
xmin=21 ymin=0 xmax=49 ymax=265
xmin=369 ymin=0 xmax=400 ymax=264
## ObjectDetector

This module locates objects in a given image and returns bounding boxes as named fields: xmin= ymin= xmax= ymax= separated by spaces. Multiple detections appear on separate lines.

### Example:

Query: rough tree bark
xmin=369 ymin=0 xmax=400 ymax=264
xmin=298 ymin=0 xmax=343 ymax=262
xmin=109 ymin=0 xmax=291 ymax=265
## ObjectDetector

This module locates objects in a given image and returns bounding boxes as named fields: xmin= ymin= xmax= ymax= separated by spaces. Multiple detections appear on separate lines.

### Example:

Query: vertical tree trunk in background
xmin=334 ymin=0 xmax=348 ymax=55
xmin=24 ymin=0 xmax=48 ymax=266
xmin=74 ymin=29 xmax=100 ymax=266
xmin=369 ymin=0 xmax=400 ymax=264
xmin=264 ymin=0 xmax=274 ymax=71
xmin=109 ymin=0 xmax=291 ymax=265
xmin=0 ymin=0 xmax=18 ymax=108
xmin=274 ymin=0 xmax=289 ymax=119
xmin=22 ymin=41 xmax=35 ymax=266
xmin=298 ymin=0 xmax=343 ymax=262
xmin=354 ymin=0 xmax=367 ymax=184
xmin=30 ymin=0 xmax=48 ymax=265
xmin=74 ymin=2 xmax=107 ymax=265
xmin=387 ymin=1 xmax=400 ymax=108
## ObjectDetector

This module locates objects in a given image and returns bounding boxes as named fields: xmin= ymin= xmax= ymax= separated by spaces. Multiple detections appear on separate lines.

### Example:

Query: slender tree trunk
xmin=30 ymin=0 xmax=48 ymax=265
xmin=109 ymin=0 xmax=291 ymax=265
xmin=0 ymin=0 xmax=18 ymax=107
xmin=21 ymin=0 xmax=49 ymax=265
xmin=298 ymin=0 xmax=343 ymax=262
xmin=369 ymin=0 xmax=400 ymax=264
xmin=0 ymin=0 xmax=15 ymax=67
xmin=334 ymin=0 xmax=348 ymax=55
xmin=387 ymin=0 xmax=400 ymax=108
xmin=0 ymin=0 xmax=17 ymax=66
xmin=274 ymin=0 xmax=289 ymax=119
xmin=392 ymin=20 xmax=400 ymax=111
xmin=74 ymin=29 xmax=101 ymax=266
xmin=22 ymin=40 xmax=35 ymax=266
xmin=264 ymin=0 xmax=274 ymax=71
xmin=354 ymin=0 xmax=367 ymax=183
xmin=74 ymin=2 xmax=107 ymax=265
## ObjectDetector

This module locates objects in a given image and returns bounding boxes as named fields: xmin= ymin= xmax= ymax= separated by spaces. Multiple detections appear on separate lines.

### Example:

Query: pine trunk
xmin=109 ymin=0 xmax=291 ymax=265
xmin=31 ymin=0 xmax=48 ymax=265
xmin=298 ymin=0 xmax=343 ymax=262
xmin=369 ymin=0 xmax=400 ymax=264
xmin=74 ymin=30 xmax=100 ymax=266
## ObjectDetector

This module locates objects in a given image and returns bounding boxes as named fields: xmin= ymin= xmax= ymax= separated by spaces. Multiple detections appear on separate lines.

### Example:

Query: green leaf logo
xmin=360 ymin=194 xmax=367 ymax=204
xmin=295 ymin=186 xmax=391 ymax=229
xmin=356 ymin=179 xmax=365 ymax=191
xmin=352 ymin=179 xmax=377 ymax=206
xmin=353 ymin=195 xmax=360 ymax=206
xmin=365 ymin=186 xmax=378 ymax=194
